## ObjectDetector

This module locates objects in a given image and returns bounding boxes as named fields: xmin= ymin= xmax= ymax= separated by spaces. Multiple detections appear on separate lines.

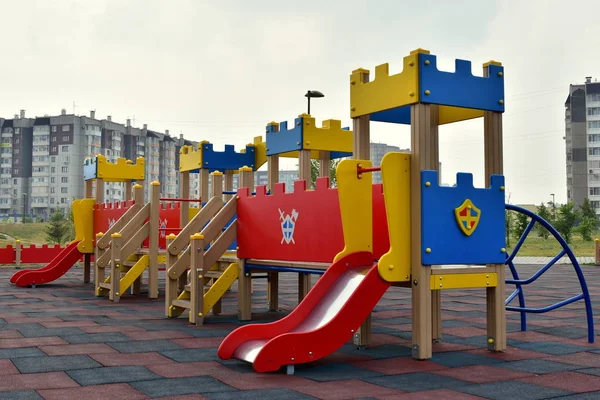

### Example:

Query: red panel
xmin=21 ymin=244 xmax=66 ymax=264
xmin=217 ymin=251 xmax=391 ymax=373
xmin=237 ymin=178 xmax=344 ymax=263
xmin=0 ymin=245 xmax=14 ymax=264
xmin=237 ymin=178 xmax=390 ymax=263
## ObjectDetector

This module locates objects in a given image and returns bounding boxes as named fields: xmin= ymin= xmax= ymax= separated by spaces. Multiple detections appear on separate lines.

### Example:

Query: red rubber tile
xmin=147 ymin=361 xmax=231 ymax=378
xmin=0 ymin=372 xmax=78 ymax=391
xmin=384 ymin=389 xmax=487 ymax=399
xmin=444 ymin=327 xmax=488 ymax=338
xmin=507 ymin=331 xmax=562 ymax=342
xmin=122 ymin=329 xmax=193 ymax=341
xmin=0 ymin=330 xmax=23 ymax=339
xmin=41 ymin=320 xmax=100 ymax=328
xmin=293 ymin=379 xmax=404 ymax=400
xmin=352 ymin=357 xmax=447 ymax=375
xmin=544 ymin=352 xmax=600 ymax=368
xmin=466 ymin=347 xmax=547 ymax=361
xmin=154 ymin=396 xmax=208 ymax=400
xmin=170 ymin=337 xmax=225 ymax=349
xmin=0 ymin=337 xmax=68 ymax=348
xmin=40 ymin=343 xmax=119 ymax=356
xmin=0 ymin=359 xmax=19 ymax=376
xmin=39 ymin=383 xmax=148 ymax=400
xmin=371 ymin=333 xmax=411 ymax=346
xmin=433 ymin=364 xmax=534 ymax=383
xmin=432 ymin=342 xmax=478 ymax=353
xmin=519 ymin=371 xmax=600 ymax=392
xmin=91 ymin=352 xmax=176 ymax=366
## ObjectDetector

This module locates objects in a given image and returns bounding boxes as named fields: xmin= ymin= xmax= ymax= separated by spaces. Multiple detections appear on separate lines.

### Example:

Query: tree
xmin=505 ymin=210 xmax=514 ymax=247
xmin=310 ymin=158 xmax=341 ymax=188
xmin=536 ymin=202 xmax=551 ymax=240
xmin=514 ymin=212 xmax=529 ymax=240
xmin=577 ymin=198 xmax=599 ymax=241
xmin=554 ymin=202 xmax=579 ymax=244
xmin=44 ymin=209 xmax=69 ymax=245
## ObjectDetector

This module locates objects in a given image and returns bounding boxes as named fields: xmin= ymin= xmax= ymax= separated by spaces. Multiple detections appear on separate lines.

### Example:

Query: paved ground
xmin=0 ymin=264 xmax=599 ymax=400
xmin=513 ymin=257 xmax=595 ymax=265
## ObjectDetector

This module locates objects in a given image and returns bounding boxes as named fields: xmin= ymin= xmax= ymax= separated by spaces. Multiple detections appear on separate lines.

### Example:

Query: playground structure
xmin=6 ymin=46 xmax=594 ymax=376
xmin=217 ymin=47 xmax=594 ymax=373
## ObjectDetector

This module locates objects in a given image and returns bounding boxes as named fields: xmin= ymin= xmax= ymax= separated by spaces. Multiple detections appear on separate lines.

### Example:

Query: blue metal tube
xmin=505 ymin=259 xmax=528 ymax=331
xmin=506 ymin=218 xmax=536 ymax=264
xmin=506 ymin=294 xmax=584 ymax=314
xmin=245 ymin=264 xmax=326 ymax=275
xmin=506 ymin=249 xmax=566 ymax=285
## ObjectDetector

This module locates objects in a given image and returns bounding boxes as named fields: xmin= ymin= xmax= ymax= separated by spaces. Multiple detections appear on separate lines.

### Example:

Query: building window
xmin=61 ymin=146 xmax=69 ymax=152
xmin=591 ymin=188 xmax=600 ymax=196
xmin=51 ymin=167 xmax=55 ymax=173
xmin=14 ymin=128 xmax=20 ymax=134
xmin=50 ymin=188 xmax=55 ymax=194
xmin=62 ymin=136 xmax=70 ymax=142
xmin=590 ymin=148 xmax=600 ymax=156
xmin=589 ymin=134 xmax=600 ymax=142
xmin=50 ymin=177 xmax=55 ymax=183
xmin=13 ymin=179 xmax=16 ymax=184
xmin=61 ymin=167 xmax=68 ymax=173
xmin=52 ymin=126 xmax=57 ymax=132
xmin=14 ymin=149 xmax=19 ymax=154
xmin=14 ymin=138 xmax=19 ymax=144
xmin=51 ymin=137 xmax=57 ymax=142
xmin=50 ymin=198 xmax=54 ymax=204
xmin=592 ymin=201 xmax=600 ymax=209
xmin=62 ymin=125 xmax=69 ymax=132
xmin=61 ymin=177 xmax=68 ymax=183
xmin=51 ymin=147 xmax=57 ymax=153
xmin=61 ymin=187 xmax=68 ymax=193
xmin=13 ymin=169 xmax=18 ymax=174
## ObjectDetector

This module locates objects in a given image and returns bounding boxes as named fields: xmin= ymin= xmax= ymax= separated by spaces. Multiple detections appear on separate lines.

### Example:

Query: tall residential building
xmin=0 ymin=109 xmax=198 ymax=221
xmin=565 ymin=77 xmax=600 ymax=212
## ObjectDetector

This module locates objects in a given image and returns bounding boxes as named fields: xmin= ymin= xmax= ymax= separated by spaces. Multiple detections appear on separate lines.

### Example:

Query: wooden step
xmin=172 ymin=299 xmax=191 ymax=309
xmin=98 ymin=282 xmax=111 ymax=290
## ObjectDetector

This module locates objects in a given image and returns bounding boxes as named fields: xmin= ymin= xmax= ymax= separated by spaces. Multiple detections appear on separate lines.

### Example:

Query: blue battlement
xmin=421 ymin=170 xmax=506 ymax=266
xmin=201 ymin=142 xmax=256 ymax=172
xmin=418 ymin=53 xmax=505 ymax=113
xmin=83 ymin=157 xmax=98 ymax=181
xmin=266 ymin=117 xmax=304 ymax=156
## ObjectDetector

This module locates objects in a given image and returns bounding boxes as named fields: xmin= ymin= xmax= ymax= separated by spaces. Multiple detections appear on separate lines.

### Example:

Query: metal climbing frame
xmin=504 ymin=204 xmax=594 ymax=343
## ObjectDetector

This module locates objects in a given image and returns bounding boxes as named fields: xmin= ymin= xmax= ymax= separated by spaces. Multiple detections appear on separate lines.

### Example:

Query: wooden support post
xmin=94 ymin=233 xmax=105 ymax=295
xmin=429 ymin=106 xmax=442 ymax=342
xmin=267 ymin=154 xmax=280 ymax=311
xmin=224 ymin=170 xmax=234 ymax=201
xmin=15 ymin=240 xmax=21 ymax=268
xmin=484 ymin=61 xmax=506 ymax=353
xmin=165 ymin=234 xmax=178 ymax=317
xmin=83 ymin=254 xmax=91 ymax=284
xmin=109 ymin=233 xmax=123 ymax=302
xmin=85 ymin=179 xmax=93 ymax=198
xmin=319 ymin=151 xmax=331 ymax=182
xmin=148 ymin=181 xmax=160 ymax=299
xmin=190 ymin=233 xmax=206 ymax=326
xmin=210 ymin=171 xmax=224 ymax=316
xmin=125 ymin=181 xmax=133 ymax=201
xmin=180 ymin=170 xmax=190 ymax=225
xmin=410 ymin=103 xmax=438 ymax=360
xmin=351 ymin=72 xmax=372 ymax=347
xmin=237 ymin=167 xmax=254 ymax=320
xmin=297 ymin=149 xmax=312 ymax=302
xmin=199 ymin=169 xmax=209 ymax=209
xmin=95 ymin=179 xmax=105 ymax=204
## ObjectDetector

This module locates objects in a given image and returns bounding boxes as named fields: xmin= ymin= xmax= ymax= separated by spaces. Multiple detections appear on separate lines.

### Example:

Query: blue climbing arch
xmin=504 ymin=204 xmax=594 ymax=343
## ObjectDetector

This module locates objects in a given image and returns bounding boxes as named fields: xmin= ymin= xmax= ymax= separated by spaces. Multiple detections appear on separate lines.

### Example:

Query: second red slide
xmin=10 ymin=241 xmax=83 ymax=287
xmin=218 ymin=251 xmax=391 ymax=373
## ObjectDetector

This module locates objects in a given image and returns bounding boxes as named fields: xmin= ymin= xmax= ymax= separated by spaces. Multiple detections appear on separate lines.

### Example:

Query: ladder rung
xmin=172 ymin=299 xmax=191 ymax=309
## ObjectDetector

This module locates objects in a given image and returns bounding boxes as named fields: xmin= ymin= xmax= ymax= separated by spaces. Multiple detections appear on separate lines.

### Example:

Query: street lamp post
xmin=550 ymin=193 xmax=556 ymax=219
xmin=22 ymin=193 xmax=27 ymax=219
xmin=305 ymin=90 xmax=325 ymax=115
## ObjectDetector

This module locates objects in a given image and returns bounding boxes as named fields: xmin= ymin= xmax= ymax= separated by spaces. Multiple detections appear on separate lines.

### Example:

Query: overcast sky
xmin=1 ymin=0 xmax=599 ymax=205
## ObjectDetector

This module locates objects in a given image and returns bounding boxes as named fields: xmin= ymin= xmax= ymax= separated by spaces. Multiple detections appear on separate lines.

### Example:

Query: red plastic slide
xmin=218 ymin=251 xmax=391 ymax=373
xmin=10 ymin=241 xmax=83 ymax=287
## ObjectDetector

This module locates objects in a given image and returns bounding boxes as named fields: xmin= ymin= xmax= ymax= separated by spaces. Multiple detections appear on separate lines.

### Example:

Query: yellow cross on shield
xmin=454 ymin=199 xmax=481 ymax=236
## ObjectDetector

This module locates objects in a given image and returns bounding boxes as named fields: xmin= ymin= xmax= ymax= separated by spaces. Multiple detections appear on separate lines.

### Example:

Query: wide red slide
xmin=10 ymin=241 xmax=83 ymax=287
xmin=218 ymin=251 xmax=391 ymax=373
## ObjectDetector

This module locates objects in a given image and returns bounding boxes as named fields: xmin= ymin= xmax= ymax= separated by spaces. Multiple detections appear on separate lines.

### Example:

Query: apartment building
xmin=0 ymin=110 xmax=198 ymax=220
xmin=565 ymin=77 xmax=600 ymax=212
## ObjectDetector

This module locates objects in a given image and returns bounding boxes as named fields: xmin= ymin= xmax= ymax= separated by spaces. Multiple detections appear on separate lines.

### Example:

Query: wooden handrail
xmin=168 ymin=197 xmax=223 ymax=255
xmin=96 ymin=204 xmax=142 ymax=249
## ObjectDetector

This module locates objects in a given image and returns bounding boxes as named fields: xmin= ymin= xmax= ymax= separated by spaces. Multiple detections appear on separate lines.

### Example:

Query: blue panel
xmin=266 ymin=117 xmax=303 ymax=156
xmin=83 ymin=159 xmax=97 ymax=181
xmin=330 ymin=151 xmax=353 ymax=159
xmin=418 ymin=53 xmax=505 ymax=112
xmin=202 ymin=143 xmax=256 ymax=171
xmin=421 ymin=170 xmax=506 ymax=265
xmin=371 ymin=105 xmax=412 ymax=125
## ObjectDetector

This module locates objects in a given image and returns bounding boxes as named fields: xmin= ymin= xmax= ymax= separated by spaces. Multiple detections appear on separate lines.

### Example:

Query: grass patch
xmin=0 ymin=223 xmax=48 ymax=246
xmin=507 ymin=234 xmax=595 ymax=257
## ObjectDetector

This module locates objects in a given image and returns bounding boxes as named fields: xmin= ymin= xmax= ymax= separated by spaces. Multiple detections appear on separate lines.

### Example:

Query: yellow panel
xmin=430 ymin=272 xmax=498 ymax=290
xmin=279 ymin=149 xmax=326 ymax=159
xmin=189 ymin=207 xmax=200 ymax=221
xmin=439 ymin=106 xmax=484 ymax=125
xmin=72 ymin=198 xmax=95 ymax=253
xmin=350 ymin=50 xmax=423 ymax=118
xmin=120 ymin=255 xmax=149 ymax=293
xmin=334 ymin=159 xmax=373 ymax=262
xmin=377 ymin=153 xmax=411 ymax=282
xmin=251 ymin=136 xmax=267 ymax=170
xmin=96 ymin=155 xmax=145 ymax=182
xmin=302 ymin=115 xmax=353 ymax=153
xmin=203 ymin=262 xmax=239 ymax=315
xmin=179 ymin=142 xmax=207 ymax=172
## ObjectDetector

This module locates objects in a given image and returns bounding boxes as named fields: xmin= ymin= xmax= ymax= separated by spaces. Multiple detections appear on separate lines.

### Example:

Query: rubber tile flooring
xmin=0 ymin=263 xmax=599 ymax=400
